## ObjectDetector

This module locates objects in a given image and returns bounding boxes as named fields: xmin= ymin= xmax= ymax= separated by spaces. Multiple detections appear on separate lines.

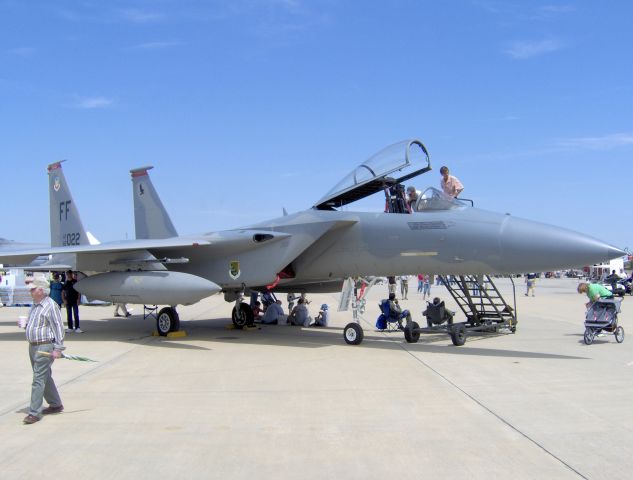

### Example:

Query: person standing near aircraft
xmin=387 ymin=276 xmax=397 ymax=296
xmin=525 ymin=273 xmax=537 ymax=297
xmin=49 ymin=273 xmax=63 ymax=308
xmin=399 ymin=275 xmax=409 ymax=300
xmin=286 ymin=293 xmax=297 ymax=314
xmin=21 ymin=278 xmax=65 ymax=424
xmin=62 ymin=270 xmax=82 ymax=333
xmin=113 ymin=303 xmax=131 ymax=317
xmin=439 ymin=166 xmax=464 ymax=198
xmin=422 ymin=275 xmax=431 ymax=300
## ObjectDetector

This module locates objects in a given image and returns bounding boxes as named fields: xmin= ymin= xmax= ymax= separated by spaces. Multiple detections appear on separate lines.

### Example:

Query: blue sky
xmin=1 ymin=1 xmax=631 ymax=250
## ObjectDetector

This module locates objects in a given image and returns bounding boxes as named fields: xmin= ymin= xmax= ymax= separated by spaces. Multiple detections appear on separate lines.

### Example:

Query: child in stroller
xmin=422 ymin=297 xmax=454 ymax=328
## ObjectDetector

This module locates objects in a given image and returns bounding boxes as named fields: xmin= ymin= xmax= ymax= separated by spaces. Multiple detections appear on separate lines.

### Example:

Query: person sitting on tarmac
xmin=261 ymin=299 xmax=287 ymax=325
xmin=311 ymin=304 xmax=330 ymax=327
xmin=422 ymin=297 xmax=454 ymax=328
xmin=387 ymin=292 xmax=412 ymax=329
xmin=251 ymin=300 xmax=263 ymax=320
xmin=288 ymin=298 xmax=313 ymax=327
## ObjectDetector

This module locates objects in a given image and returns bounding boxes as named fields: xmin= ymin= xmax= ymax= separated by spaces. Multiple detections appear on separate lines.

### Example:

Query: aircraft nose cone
xmin=499 ymin=216 xmax=625 ymax=273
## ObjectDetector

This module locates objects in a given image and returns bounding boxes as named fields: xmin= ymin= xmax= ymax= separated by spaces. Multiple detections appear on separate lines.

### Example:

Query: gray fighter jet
xmin=0 ymin=139 xmax=625 ymax=337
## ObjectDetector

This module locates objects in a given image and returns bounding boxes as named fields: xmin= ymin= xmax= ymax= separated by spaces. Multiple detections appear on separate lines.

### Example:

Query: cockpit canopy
xmin=313 ymin=139 xmax=431 ymax=210
xmin=413 ymin=187 xmax=472 ymax=211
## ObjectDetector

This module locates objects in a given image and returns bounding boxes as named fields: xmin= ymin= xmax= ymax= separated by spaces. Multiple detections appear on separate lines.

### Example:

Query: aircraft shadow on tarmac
xmin=0 ymin=316 xmax=588 ymax=360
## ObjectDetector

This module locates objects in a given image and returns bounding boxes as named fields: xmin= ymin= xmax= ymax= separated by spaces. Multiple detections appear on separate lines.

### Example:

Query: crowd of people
xmin=251 ymin=292 xmax=330 ymax=328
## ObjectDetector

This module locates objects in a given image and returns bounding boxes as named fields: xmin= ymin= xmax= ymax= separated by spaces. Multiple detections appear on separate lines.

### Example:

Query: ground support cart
xmin=404 ymin=275 xmax=518 ymax=346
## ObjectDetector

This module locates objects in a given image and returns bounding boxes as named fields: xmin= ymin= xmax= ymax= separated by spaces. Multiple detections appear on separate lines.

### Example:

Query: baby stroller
xmin=583 ymin=298 xmax=625 ymax=345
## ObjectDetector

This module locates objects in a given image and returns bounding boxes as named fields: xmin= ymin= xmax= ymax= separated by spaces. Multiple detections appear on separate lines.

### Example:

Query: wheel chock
xmin=167 ymin=330 xmax=187 ymax=338
xmin=152 ymin=330 xmax=187 ymax=338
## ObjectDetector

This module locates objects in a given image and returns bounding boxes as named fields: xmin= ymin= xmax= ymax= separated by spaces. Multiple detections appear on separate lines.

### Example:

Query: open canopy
xmin=313 ymin=139 xmax=431 ymax=210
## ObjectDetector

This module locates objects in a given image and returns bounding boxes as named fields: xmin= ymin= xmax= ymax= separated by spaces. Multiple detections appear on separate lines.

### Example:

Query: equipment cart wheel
xmin=583 ymin=327 xmax=595 ymax=345
xmin=615 ymin=326 xmax=625 ymax=343
xmin=344 ymin=322 xmax=364 ymax=345
xmin=450 ymin=324 xmax=467 ymax=346
xmin=157 ymin=307 xmax=180 ymax=336
xmin=404 ymin=322 xmax=420 ymax=343
xmin=232 ymin=302 xmax=253 ymax=329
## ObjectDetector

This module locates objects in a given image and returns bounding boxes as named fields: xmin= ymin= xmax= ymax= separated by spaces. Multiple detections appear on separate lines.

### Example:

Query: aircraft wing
xmin=0 ymin=231 xmax=294 ymax=274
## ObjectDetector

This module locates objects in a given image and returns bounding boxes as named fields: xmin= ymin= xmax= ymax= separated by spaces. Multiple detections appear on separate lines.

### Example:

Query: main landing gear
xmin=232 ymin=302 xmax=254 ymax=329
xmin=156 ymin=306 xmax=180 ymax=336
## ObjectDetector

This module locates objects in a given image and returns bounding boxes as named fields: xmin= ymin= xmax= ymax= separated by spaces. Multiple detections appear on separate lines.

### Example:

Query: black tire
xmin=344 ymin=322 xmax=364 ymax=345
xmin=583 ymin=327 xmax=594 ymax=345
xmin=157 ymin=307 xmax=179 ymax=336
xmin=232 ymin=302 xmax=254 ymax=329
xmin=404 ymin=322 xmax=421 ymax=343
xmin=450 ymin=324 xmax=467 ymax=346
xmin=615 ymin=326 xmax=625 ymax=343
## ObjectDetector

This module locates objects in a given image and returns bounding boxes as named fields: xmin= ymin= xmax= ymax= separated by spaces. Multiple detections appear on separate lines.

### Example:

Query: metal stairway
xmin=439 ymin=275 xmax=517 ymax=329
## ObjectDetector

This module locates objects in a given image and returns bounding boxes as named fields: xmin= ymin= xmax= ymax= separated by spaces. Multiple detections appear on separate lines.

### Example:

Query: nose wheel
xmin=344 ymin=322 xmax=364 ymax=345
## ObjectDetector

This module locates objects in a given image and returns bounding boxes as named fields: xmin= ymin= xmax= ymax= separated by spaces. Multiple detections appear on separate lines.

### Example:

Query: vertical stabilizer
xmin=48 ymin=161 xmax=90 ymax=247
xmin=130 ymin=166 xmax=178 ymax=239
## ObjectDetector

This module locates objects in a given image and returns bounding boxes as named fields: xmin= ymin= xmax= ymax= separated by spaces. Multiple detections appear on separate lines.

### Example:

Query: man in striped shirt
xmin=22 ymin=278 xmax=65 ymax=424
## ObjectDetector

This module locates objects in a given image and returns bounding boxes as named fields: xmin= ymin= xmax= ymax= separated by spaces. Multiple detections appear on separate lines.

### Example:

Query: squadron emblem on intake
xmin=229 ymin=260 xmax=241 ymax=280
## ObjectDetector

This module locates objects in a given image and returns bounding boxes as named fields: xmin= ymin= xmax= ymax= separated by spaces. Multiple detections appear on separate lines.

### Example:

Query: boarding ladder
xmin=439 ymin=275 xmax=517 ymax=329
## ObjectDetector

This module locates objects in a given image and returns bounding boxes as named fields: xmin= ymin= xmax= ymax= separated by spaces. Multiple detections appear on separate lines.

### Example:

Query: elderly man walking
xmin=21 ymin=278 xmax=65 ymax=424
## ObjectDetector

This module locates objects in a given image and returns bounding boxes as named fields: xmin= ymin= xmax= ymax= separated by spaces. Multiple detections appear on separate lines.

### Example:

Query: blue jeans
xmin=66 ymin=303 xmax=79 ymax=329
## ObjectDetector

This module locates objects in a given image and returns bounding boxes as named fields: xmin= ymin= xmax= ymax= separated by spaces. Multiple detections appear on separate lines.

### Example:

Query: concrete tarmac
xmin=1 ymin=277 xmax=631 ymax=480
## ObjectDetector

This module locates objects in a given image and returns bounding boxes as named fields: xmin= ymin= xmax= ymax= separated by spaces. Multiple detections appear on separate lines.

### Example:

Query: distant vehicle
xmin=565 ymin=270 xmax=584 ymax=278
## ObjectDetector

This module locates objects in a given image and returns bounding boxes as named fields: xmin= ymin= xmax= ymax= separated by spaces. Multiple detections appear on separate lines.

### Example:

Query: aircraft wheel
xmin=344 ymin=322 xmax=364 ymax=345
xmin=157 ymin=307 xmax=179 ymax=336
xmin=404 ymin=322 xmax=420 ymax=343
xmin=583 ymin=328 xmax=595 ymax=345
xmin=232 ymin=302 xmax=253 ymax=329
xmin=615 ymin=326 xmax=625 ymax=343
xmin=450 ymin=324 xmax=467 ymax=346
